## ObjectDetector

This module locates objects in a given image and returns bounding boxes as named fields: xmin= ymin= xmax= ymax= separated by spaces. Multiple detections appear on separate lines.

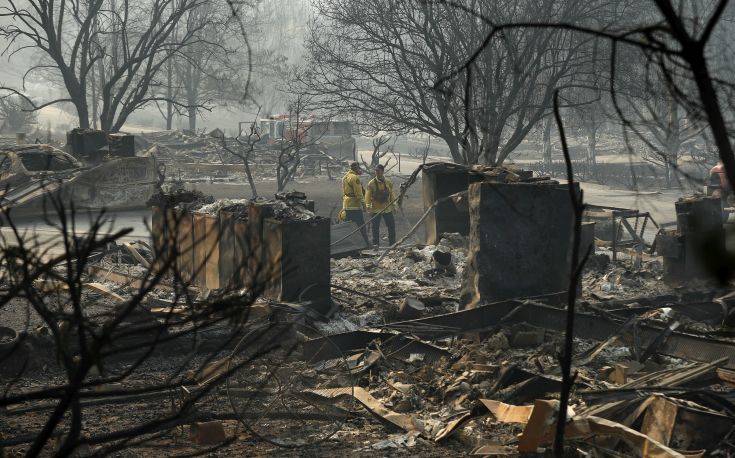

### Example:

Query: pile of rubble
xmin=179 ymin=238 xmax=730 ymax=455
xmin=137 ymin=130 xmax=348 ymax=184
xmin=146 ymin=188 xmax=214 ymax=210
xmin=117 ymin=170 xmax=735 ymax=454
xmin=329 ymin=233 xmax=466 ymax=328
xmin=139 ymin=130 xmax=230 ymax=163
xmin=269 ymin=324 xmax=732 ymax=455
xmin=5 ymin=159 xmax=735 ymax=455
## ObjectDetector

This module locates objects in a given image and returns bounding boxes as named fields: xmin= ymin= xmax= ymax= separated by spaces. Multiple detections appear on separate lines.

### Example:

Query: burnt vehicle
xmin=0 ymin=141 xmax=159 ymax=218
xmin=257 ymin=116 xmax=356 ymax=162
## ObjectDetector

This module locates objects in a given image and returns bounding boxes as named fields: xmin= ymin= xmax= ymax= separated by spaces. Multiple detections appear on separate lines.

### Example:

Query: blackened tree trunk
xmin=586 ymin=114 xmax=598 ymax=167
xmin=542 ymin=116 xmax=553 ymax=170
xmin=188 ymin=105 xmax=197 ymax=132
xmin=165 ymin=61 xmax=174 ymax=130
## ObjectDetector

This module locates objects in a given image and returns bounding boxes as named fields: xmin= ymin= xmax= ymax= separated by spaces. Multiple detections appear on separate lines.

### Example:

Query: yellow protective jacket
xmin=366 ymin=176 xmax=395 ymax=213
xmin=342 ymin=170 xmax=365 ymax=210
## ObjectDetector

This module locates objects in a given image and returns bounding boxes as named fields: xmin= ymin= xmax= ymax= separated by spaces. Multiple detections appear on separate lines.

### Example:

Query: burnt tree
xmin=301 ymin=0 xmax=605 ymax=165
xmin=0 ymin=0 xmax=214 ymax=131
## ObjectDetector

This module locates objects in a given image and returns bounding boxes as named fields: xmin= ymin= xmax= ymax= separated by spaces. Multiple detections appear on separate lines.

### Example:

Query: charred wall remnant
xmin=422 ymin=162 xmax=473 ymax=244
xmin=263 ymin=216 xmax=331 ymax=313
xmin=109 ymin=133 xmax=136 ymax=157
xmin=193 ymin=212 xmax=220 ymax=290
xmin=67 ymin=128 xmax=107 ymax=159
xmin=422 ymin=162 xmax=535 ymax=244
xmin=656 ymin=196 xmax=724 ymax=283
xmin=66 ymin=128 xmax=135 ymax=163
xmin=461 ymin=181 xmax=579 ymax=308
xmin=218 ymin=205 xmax=250 ymax=290
xmin=151 ymin=191 xmax=331 ymax=313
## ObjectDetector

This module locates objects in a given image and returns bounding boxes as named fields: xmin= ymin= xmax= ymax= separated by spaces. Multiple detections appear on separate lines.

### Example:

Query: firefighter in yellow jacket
xmin=365 ymin=164 xmax=396 ymax=247
xmin=342 ymin=161 xmax=370 ymax=244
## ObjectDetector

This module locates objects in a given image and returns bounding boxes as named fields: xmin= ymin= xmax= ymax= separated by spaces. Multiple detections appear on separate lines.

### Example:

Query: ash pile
xmin=5 ymin=162 xmax=735 ymax=456
xmin=218 ymin=162 xmax=735 ymax=455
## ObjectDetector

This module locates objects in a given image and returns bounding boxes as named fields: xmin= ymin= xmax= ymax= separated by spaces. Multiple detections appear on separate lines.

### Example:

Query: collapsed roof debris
xmin=146 ymin=188 xmax=213 ymax=210
xmin=136 ymin=128 xmax=352 ymax=185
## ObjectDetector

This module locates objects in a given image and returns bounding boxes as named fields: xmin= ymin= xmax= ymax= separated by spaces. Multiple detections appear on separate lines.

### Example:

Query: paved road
xmin=579 ymin=182 xmax=681 ymax=226
xmin=1 ymin=210 xmax=154 ymax=256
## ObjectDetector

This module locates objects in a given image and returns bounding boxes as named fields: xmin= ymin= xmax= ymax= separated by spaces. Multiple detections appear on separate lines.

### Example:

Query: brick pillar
xmin=461 ymin=181 xmax=578 ymax=308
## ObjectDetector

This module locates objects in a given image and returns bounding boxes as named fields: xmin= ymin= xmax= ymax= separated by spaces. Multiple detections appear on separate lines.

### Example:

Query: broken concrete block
xmin=399 ymin=296 xmax=425 ymax=319
xmin=190 ymin=421 xmax=226 ymax=445
xmin=461 ymin=181 xmax=578 ymax=308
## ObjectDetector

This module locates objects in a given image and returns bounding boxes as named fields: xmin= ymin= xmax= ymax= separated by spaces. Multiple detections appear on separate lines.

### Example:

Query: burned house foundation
xmin=3 ymin=143 xmax=735 ymax=456
xmin=3 ymin=0 xmax=735 ymax=449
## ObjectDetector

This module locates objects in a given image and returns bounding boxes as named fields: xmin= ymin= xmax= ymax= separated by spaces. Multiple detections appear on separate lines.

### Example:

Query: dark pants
xmin=371 ymin=211 xmax=396 ymax=246
xmin=345 ymin=209 xmax=370 ymax=244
